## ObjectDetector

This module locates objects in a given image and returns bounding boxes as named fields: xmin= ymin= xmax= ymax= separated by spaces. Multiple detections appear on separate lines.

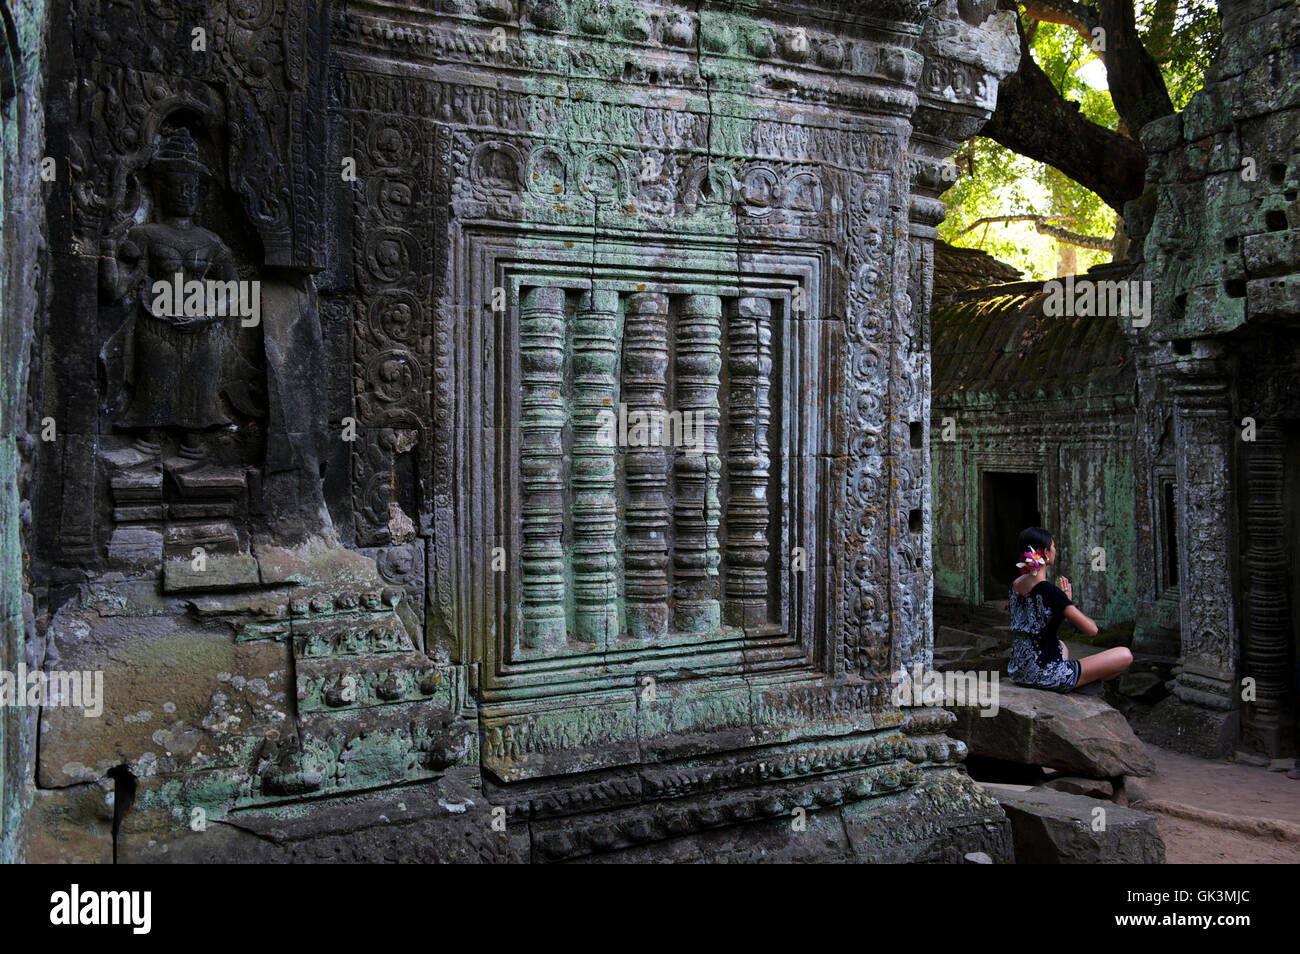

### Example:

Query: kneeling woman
xmin=1008 ymin=527 xmax=1133 ymax=693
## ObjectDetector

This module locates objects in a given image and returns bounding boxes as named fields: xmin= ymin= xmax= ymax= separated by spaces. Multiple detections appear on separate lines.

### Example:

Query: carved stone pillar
xmin=1162 ymin=340 xmax=1240 ymax=755
xmin=725 ymin=296 xmax=773 ymax=629
xmin=908 ymin=0 xmax=1019 ymax=671
xmin=673 ymin=293 xmax=723 ymax=634
xmin=1241 ymin=421 xmax=1291 ymax=756
xmin=519 ymin=287 xmax=568 ymax=651
xmin=572 ymin=288 xmax=620 ymax=644
xmin=622 ymin=292 xmax=670 ymax=641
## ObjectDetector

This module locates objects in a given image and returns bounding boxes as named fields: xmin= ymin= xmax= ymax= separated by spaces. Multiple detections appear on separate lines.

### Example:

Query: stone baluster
xmin=623 ymin=292 xmax=670 ymax=640
xmin=1242 ymin=421 xmax=1290 ymax=755
xmin=725 ymin=296 xmax=773 ymax=627
xmin=572 ymin=288 xmax=620 ymax=643
xmin=519 ymin=287 xmax=567 ymax=651
xmin=673 ymin=293 xmax=722 ymax=634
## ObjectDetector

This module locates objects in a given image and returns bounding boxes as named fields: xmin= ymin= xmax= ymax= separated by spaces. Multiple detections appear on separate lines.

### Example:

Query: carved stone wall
xmin=30 ymin=0 xmax=333 ymax=577
xmin=16 ymin=0 xmax=1024 ymax=862
xmin=1 ymin=0 xmax=50 ymax=865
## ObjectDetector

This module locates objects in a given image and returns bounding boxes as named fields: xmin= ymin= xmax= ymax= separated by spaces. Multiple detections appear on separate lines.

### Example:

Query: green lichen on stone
xmin=1 ymin=0 xmax=49 ymax=865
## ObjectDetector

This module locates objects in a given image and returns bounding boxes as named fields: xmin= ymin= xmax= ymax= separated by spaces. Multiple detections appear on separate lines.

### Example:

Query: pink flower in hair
xmin=1016 ymin=548 xmax=1047 ymax=574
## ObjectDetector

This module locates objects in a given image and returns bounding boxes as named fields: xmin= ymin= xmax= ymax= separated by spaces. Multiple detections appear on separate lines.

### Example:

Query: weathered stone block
xmin=107 ymin=527 xmax=163 ymax=568
xmin=1131 ymin=696 xmax=1240 ymax=759
xmin=1139 ymin=113 xmax=1185 ymax=154
xmin=163 ymin=555 xmax=261 ymax=592
xmin=948 ymin=683 xmax=1156 ymax=779
xmin=20 ymin=784 xmax=114 ymax=864
xmin=39 ymin=596 xmax=292 ymax=788
xmin=118 ymin=774 xmax=524 ymax=863
xmin=1040 ymin=776 xmax=1115 ymax=799
xmin=841 ymin=775 xmax=1014 ymax=863
xmin=1248 ymin=273 xmax=1300 ymax=318
xmin=1243 ymin=229 xmax=1300 ymax=275
xmin=991 ymin=786 xmax=1165 ymax=864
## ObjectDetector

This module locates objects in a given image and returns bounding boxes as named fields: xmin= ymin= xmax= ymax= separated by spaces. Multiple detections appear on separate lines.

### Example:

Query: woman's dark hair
xmin=1019 ymin=526 xmax=1053 ymax=553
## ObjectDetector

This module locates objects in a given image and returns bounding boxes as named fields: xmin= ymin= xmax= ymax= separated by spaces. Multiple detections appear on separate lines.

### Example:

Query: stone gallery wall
xmin=8 ymin=0 xmax=1024 ymax=862
xmin=1127 ymin=0 xmax=1300 ymax=759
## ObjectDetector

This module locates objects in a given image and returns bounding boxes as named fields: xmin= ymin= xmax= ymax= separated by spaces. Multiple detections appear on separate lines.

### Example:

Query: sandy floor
xmin=1131 ymin=747 xmax=1300 ymax=863
xmin=1138 ymin=747 xmax=1300 ymax=826
xmin=1153 ymin=813 xmax=1300 ymax=863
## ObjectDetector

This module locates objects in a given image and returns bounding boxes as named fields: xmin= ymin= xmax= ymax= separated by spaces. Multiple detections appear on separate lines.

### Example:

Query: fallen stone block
xmin=992 ymin=787 xmax=1165 ymax=864
xmin=1115 ymin=774 xmax=1152 ymax=807
xmin=948 ymin=683 xmax=1156 ymax=779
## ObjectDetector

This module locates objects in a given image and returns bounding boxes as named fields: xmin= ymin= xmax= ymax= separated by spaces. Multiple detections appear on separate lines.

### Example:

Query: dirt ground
xmin=1130 ymin=746 xmax=1300 ymax=864
xmin=1153 ymin=814 xmax=1300 ymax=864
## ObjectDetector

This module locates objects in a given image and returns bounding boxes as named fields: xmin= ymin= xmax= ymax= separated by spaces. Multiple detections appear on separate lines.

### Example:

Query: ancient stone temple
xmin=4 ymin=0 xmax=1024 ymax=862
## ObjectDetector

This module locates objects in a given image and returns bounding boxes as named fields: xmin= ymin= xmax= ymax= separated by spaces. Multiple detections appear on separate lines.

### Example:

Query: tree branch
xmin=955 ymin=214 xmax=1083 ymax=237
xmin=980 ymin=5 xmax=1147 ymax=211
xmin=1033 ymin=220 xmax=1114 ymax=250
xmin=955 ymin=214 xmax=1112 ymax=251
xmin=1143 ymin=0 xmax=1178 ymax=63
xmin=1020 ymin=0 xmax=1098 ymax=45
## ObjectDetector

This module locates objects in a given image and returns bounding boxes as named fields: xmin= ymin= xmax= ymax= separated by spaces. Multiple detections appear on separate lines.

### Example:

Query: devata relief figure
xmin=100 ymin=126 xmax=238 ymax=472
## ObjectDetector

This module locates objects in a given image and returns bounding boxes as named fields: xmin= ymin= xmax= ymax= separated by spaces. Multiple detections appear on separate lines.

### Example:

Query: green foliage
xmin=940 ymin=2 xmax=1221 ymax=280
xmin=940 ymin=139 xmax=1057 ymax=278
xmin=1138 ymin=0 xmax=1221 ymax=110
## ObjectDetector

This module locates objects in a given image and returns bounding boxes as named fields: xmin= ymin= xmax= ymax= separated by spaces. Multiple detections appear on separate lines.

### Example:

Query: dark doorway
xmin=982 ymin=471 xmax=1040 ymax=601
xmin=1161 ymin=479 xmax=1179 ymax=590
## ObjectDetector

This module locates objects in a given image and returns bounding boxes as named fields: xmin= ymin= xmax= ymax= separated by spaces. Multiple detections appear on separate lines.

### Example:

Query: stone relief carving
xmin=100 ymin=127 xmax=241 ymax=455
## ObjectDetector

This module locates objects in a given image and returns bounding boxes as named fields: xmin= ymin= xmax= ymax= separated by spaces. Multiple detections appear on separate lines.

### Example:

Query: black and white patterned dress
xmin=1007 ymin=581 xmax=1081 ymax=693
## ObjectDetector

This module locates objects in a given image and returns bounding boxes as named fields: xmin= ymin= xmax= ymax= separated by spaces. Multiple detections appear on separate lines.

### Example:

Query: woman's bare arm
xmin=1064 ymin=604 xmax=1098 ymax=637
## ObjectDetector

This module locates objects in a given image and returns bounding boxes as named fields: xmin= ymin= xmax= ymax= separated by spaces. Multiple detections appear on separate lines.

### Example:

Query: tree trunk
xmin=1097 ymin=0 xmax=1176 ymax=130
